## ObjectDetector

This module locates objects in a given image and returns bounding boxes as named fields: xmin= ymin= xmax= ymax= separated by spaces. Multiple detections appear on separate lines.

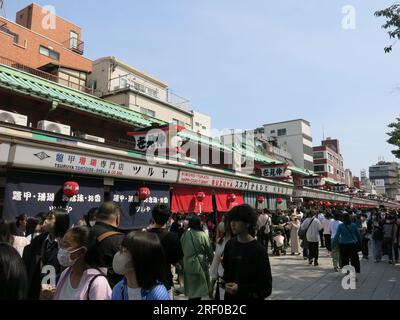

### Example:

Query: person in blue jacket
xmin=111 ymin=231 xmax=170 ymax=301
xmin=332 ymin=213 xmax=361 ymax=274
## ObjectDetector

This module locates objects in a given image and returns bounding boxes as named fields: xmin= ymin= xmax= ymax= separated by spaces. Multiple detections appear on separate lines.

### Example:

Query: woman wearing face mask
xmin=111 ymin=231 xmax=170 ymax=300
xmin=53 ymin=226 xmax=112 ymax=300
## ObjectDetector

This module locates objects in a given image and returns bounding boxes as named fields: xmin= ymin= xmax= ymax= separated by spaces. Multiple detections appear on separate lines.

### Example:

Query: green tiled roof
xmin=323 ymin=177 xmax=342 ymax=185
xmin=178 ymin=130 xmax=233 ymax=152
xmin=0 ymin=64 xmax=166 ymax=128
xmin=289 ymin=166 xmax=314 ymax=176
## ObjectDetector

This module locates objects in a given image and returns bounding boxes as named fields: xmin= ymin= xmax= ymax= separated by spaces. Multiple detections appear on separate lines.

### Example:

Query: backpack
xmin=259 ymin=216 xmax=271 ymax=235
xmin=86 ymin=271 xmax=110 ymax=300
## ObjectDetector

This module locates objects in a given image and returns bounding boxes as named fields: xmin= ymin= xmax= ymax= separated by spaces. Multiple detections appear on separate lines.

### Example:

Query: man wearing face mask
xmin=90 ymin=202 xmax=124 ymax=287
xmin=54 ymin=226 xmax=112 ymax=300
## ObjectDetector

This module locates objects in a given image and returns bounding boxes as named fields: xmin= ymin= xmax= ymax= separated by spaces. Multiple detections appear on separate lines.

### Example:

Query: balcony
xmin=0 ymin=56 xmax=93 ymax=94
xmin=109 ymin=74 xmax=192 ymax=112
xmin=63 ymin=37 xmax=84 ymax=55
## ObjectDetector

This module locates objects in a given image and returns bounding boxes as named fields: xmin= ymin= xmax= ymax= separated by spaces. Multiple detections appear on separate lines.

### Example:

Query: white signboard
xmin=260 ymin=166 xmax=290 ymax=179
xmin=11 ymin=145 xmax=179 ymax=183
xmin=374 ymin=179 xmax=385 ymax=188
xmin=178 ymin=171 xmax=249 ymax=191
xmin=302 ymin=177 xmax=325 ymax=187
xmin=130 ymin=131 xmax=167 ymax=152
xmin=0 ymin=141 xmax=10 ymax=165
xmin=248 ymin=181 xmax=293 ymax=196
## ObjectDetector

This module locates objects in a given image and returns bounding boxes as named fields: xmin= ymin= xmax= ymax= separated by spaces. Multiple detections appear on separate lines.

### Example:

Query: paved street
xmin=268 ymin=247 xmax=400 ymax=300
xmin=174 ymin=247 xmax=400 ymax=300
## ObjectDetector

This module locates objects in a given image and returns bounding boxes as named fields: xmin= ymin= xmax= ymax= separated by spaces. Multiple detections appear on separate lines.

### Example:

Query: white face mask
xmin=57 ymin=248 xmax=82 ymax=267
xmin=112 ymin=251 xmax=132 ymax=275
xmin=89 ymin=221 xmax=96 ymax=227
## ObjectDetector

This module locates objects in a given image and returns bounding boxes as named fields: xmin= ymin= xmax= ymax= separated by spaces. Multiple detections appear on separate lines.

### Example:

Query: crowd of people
xmin=255 ymin=206 xmax=400 ymax=276
xmin=1 ymin=201 xmax=398 ymax=301
xmin=0 ymin=202 xmax=272 ymax=301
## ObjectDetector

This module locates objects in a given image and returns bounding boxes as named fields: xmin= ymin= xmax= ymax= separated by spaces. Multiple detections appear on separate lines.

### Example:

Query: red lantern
xmin=228 ymin=193 xmax=237 ymax=202
xmin=319 ymin=201 xmax=324 ymax=206
xmin=334 ymin=202 xmax=337 ymax=207
xmin=63 ymin=181 xmax=79 ymax=198
xmin=257 ymin=195 xmax=265 ymax=204
xmin=308 ymin=200 xmax=314 ymax=206
xmin=138 ymin=187 xmax=151 ymax=201
xmin=326 ymin=201 xmax=331 ymax=207
xmin=277 ymin=197 xmax=284 ymax=205
xmin=196 ymin=192 xmax=206 ymax=203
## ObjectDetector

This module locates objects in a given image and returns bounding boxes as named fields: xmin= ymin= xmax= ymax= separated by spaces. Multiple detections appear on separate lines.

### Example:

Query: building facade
xmin=0 ymin=3 xmax=92 ymax=92
xmin=345 ymin=169 xmax=354 ymax=188
xmin=313 ymin=138 xmax=346 ymax=184
xmin=88 ymin=57 xmax=211 ymax=136
xmin=369 ymin=162 xmax=400 ymax=200
xmin=263 ymin=119 xmax=314 ymax=171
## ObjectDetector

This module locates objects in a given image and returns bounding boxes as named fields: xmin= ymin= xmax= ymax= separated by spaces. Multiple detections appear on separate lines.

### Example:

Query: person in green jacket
xmin=180 ymin=215 xmax=214 ymax=300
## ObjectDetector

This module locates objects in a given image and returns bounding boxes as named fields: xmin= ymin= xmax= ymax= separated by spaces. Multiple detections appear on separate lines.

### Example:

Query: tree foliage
xmin=375 ymin=4 xmax=400 ymax=53
xmin=387 ymin=119 xmax=400 ymax=159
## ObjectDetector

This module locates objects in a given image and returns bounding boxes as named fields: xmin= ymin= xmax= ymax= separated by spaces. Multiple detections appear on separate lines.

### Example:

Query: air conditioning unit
xmin=37 ymin=120 xmax=71 ymax=135
xmin=0 ymin=110 xmax=28 ymax=126
xmin=76 ymin=133 xmax=105 ymax=143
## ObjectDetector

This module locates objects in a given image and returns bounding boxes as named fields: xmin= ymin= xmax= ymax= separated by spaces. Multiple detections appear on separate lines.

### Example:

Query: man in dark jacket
xmin=90 ymin=201 xmax=124 ymax=287
xmin=148 ymin=205 xmax=183 ymax=296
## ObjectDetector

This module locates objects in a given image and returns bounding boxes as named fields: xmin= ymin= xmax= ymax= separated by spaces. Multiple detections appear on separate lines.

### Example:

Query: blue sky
xmin=5 ymin=0 xmax=400 ymax=176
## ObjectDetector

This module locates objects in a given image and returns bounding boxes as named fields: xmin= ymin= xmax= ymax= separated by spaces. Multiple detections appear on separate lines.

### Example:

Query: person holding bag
xmin=332 ymin=213 xmax=361 ymax=274
xmin=181 ymin=215 xmax=214 ymax=300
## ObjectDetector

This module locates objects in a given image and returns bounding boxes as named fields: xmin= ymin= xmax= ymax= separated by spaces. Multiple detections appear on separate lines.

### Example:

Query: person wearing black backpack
xmin=147 ymin=205 xmax=183 ymax=299
xmin=90 ymin=202 xmax=124 ymax=287
xmin=256 ymin=209 xmax=272 ymax=253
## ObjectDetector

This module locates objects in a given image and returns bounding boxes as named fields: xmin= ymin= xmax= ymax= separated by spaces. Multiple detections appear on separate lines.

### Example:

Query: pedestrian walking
xmin=300 ymin=210 xmax=322 ymax=266
xmin=370 ymin=212 xmax=384 ymax=263
xmin=256 ymin=209 xmax=272 ymax=252
xmin=382 ymin=214 xmax=399 ymax=264
xmin=0 ymin=243 xmax=28 ymax=300
xmin=287 ymin=214 xmax=301 ymax=255
xmin=332 ymin=213 xmax=361 ymax=274
xmin=53 ymin=226 xmax=112 ymax=300
xmin=147 ymin=205 xmax=183 ymax=298
xmin=223 ymin=205 xmax=272 ymax=300
xmin=112 ymin=231 xmax=170 ymax=300
xmin=322 ymin=213 xmax=333 ymax=255
xmin=181 ymin=215 xmax=214 ymax=300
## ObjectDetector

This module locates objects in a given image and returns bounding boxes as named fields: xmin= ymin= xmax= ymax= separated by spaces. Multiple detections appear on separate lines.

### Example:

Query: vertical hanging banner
xmin=3 ymin=171 xmax=104 ymax=224
xmin=110 ymin=181 xmax=170 ymax=231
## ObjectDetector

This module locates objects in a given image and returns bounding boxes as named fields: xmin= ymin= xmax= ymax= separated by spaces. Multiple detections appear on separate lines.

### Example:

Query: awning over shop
xmin=214 ymin=190 xmax=244 ymax=213
xmin=171 ymin=186 xmax=213 ymax=214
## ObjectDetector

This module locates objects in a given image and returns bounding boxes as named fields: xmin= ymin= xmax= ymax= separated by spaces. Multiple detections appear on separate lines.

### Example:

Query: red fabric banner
xmin=171 ymin=186 xmax=213 ymax=214
xmin=215 ymin=190 xmax=244 ymax=213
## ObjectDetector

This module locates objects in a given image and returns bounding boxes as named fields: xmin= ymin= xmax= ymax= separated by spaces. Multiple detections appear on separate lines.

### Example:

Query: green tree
xmin=387 ymin=119 xmax=400 ymax=159
xmin=376 ymin=4 xmax=400 ymax=158
xmin=375 ymin=4 xmax=400 ymax=53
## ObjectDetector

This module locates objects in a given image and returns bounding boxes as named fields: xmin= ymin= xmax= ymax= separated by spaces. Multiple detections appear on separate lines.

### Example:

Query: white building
xmin=263 ymin=119 xmax=314 ymax=171
xmin=88 ymin=56 xmax=211 ymax=136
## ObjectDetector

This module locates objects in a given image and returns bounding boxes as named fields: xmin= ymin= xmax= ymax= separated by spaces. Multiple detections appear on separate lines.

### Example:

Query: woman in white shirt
xmin=209 ymin=217 xmax=232 ymax=300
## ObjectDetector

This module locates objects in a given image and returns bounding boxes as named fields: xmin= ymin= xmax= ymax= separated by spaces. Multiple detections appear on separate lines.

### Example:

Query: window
xmin=69 ymin=31 xmax=79 ymax=50
xmin=202 ymin=126 xmax=207 ymax=130
xmin=39 ymin=45 xmax=60 ymax=60
xmin=314 ymin=165 xmax=325 ymax=172
xmin=328 ymin=153 xmax=333 ymax=161
xmin=195 ymin=122 xmax=201 ymax=127
xmin=270 ymin=130 xmax=276 ymax=134
xmin=172 ymin=119 xmax=185 ymax=127
xmin=314 ymin=152 xmax=325 ymax=159
xmin=277 ymin=129 xmax=287 ymax=136
xmin=328 ymin=165 xmax=333 ymax=174
xmin=336 ymin=169 xmax=340 ymax=175
xmin=139 ymin=107 xmax=155 ymax=117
